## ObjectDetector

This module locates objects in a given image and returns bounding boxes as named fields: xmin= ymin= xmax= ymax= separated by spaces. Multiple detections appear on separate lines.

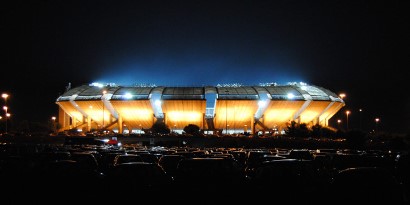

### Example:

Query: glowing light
xmin=120 ymin=109 xmax=153 ymax=120
xmin=287 ymin=93 xmax=295 ymax=99
xmin=124 ymin=93 xmax=132 ymax=99
xmin=265 ymin=109 xmax=295 ymax=122
xmin=234 ymin=110 xmax=253 ymax=120
xmin=258 ymin=100 xmax=267 ymax=107
xmin=2 ymin=93 xmax=9 ymax=99
xmin=90 ymin=82 xmax=104 ymax=88
xmin=300 ymin=110 xmax=320 ymax=123
xmin=346 ymin=110 xmax=350 ymax=130
xmin=155 ymin=100 xmax=161 ymax=106
xmin=168 ymin=111 xmax=202 ymax=122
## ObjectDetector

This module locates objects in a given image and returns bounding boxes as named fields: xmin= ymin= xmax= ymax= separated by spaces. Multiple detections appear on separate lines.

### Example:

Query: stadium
xmin=55 ymin=82 xmax=344 ymax=135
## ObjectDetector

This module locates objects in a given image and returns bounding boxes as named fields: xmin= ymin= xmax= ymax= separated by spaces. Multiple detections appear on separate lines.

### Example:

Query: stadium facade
xmin=55 ymin=82 xmax=344 ymax=135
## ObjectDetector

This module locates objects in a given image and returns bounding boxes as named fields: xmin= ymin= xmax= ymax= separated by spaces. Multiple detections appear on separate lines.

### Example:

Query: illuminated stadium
xmin=55 ymin=82 xmax=345 ymax=135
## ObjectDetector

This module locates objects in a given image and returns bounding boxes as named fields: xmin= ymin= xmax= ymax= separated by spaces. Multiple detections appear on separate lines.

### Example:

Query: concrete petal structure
xmin=56 ymin=82 xmax=344 ymax=135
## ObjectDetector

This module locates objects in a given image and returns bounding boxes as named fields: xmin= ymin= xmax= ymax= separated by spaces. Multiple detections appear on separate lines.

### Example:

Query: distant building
xmin=55 ymin=82 xmax=344 ymax=135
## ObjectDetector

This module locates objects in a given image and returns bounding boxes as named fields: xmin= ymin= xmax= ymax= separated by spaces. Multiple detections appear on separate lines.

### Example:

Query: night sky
xmin=1 ymin=0 xmax=408 ymax=134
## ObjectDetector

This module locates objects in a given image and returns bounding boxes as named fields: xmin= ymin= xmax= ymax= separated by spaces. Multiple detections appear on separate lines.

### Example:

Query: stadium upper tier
xmin=56 ymin=83 xmax=344 ymax=134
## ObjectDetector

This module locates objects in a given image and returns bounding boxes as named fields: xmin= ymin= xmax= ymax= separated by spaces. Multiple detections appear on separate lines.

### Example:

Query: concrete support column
xmin=118 ymin=115 xmax=123 ymax=134
xmin=251 ymin=117 xmax=255 ymax=134
xmin=87 ymin=116 xmax=92 ymax=132
xmin=72 ymin=116 xmax=77 ymax=127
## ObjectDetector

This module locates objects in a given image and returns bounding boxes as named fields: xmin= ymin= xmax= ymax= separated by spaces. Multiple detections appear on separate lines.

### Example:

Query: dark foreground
xmin=1 ymin=135 xmax=409 ymax=204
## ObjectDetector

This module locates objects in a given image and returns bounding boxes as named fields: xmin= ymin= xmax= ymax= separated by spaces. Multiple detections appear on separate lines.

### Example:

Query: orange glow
xmin=168 ymin=111 xmax=202 ymax=122
xmin=265 ymin=109 xmax=295 ymax=122
xmin=119 ymin=108 xmax=153 ymax=120
xmin=299 ymin=110 xmax=320 ymax=123
xmin=57 ymin=102 xmax=84 ymax=123
xmin=214 ymin=100 xmax=259 ymax=130
xmin=56 ymin=93 xmax=344 ymax=133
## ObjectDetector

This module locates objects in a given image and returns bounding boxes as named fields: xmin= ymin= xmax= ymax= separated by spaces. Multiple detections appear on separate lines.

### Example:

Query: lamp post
xmin=2 ymin=93 xmax=9 ymax=134
xmin=3 ymin=106 xmax=8 ymax=133
xmin=338 ymin=93 xmax=346 ymax=126
xmin=346 ymin=110 xmax=350 ymax=130
xmin=337 ymin=119 xmax=341 ymax=130
xmin=375 ymin=118 xmax=380 ymax=133
xmin=5 ymin=113 xmax=10 ymax=134
xmin=51 ymin=116 xmax=56 ymax=134
xmin=359 ymin=109 xmax=363 ymax=130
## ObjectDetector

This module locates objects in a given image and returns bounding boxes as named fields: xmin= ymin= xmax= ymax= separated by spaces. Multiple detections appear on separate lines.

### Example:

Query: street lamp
xmin=5 ymin=113 xmax=10 ymax=133
xmin=3 ymin=106 xmax=8 ymax=133
xmin=2 ymin=93 xmax=8 ymax=105
xmin=337 ymin=119 xmax=341 ymax=130
xmin=375 ymin=118 xmax=380 ymax=133
xmin=359 ymin=109 xmax=363 ymax=130
xmin=51 ymin=116 xmax=56 ymax=134
xmin=2 ymin=94 xmax=9 ymax=134
xmin=338 ymin=93 xmax=346 ymax=125
xmin=2 ymin=93 xmax=8 ymax=107
xmin=345 ymin=110 xmax=350 ymax=130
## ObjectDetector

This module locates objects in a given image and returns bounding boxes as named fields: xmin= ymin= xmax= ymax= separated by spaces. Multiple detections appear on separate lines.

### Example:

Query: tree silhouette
xmin=183 ymin=124 xmax=200 ymax=136
xmin=285 ymin=121 xmax=309 ymax=138
xmin=151 ymin=121 xmax=170 ymax=134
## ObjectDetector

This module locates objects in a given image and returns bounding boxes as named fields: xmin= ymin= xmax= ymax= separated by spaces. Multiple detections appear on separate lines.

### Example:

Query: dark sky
xmin=1 ymin=0 xmax=408 ymax=134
